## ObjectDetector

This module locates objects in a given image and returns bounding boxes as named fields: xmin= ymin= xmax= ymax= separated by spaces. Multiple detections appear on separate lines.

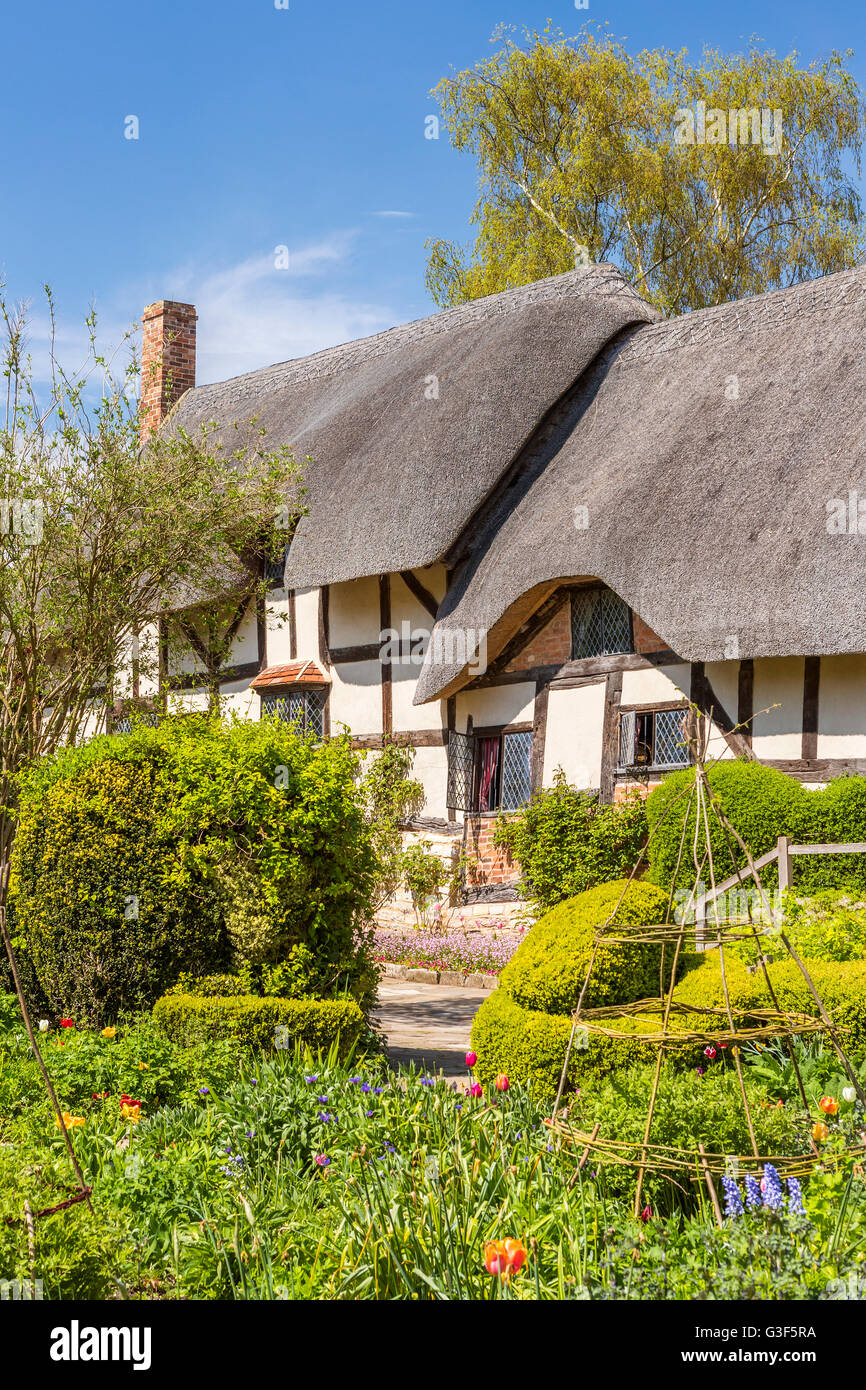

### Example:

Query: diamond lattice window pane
xmin=618 ymin=711 xmax=636 ymax=767
xmin=500 ymin=731 xmax=533 ymax=810
xmin=305 ymin=688 xmax=327 ymax=740
xmin=571 ymin=588 xmax=633 ymax=658
xmin=653 ymin=708 xmax=689 ymax=766
xmin=262 ymin=689 xmax=326 ymax=739
xmin=446 ymin=731 xmax=475 ymax=811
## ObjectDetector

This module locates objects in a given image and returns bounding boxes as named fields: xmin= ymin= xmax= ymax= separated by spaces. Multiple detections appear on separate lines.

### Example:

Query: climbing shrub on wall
xmin=493 ymin=770 xmax=647 ymax=912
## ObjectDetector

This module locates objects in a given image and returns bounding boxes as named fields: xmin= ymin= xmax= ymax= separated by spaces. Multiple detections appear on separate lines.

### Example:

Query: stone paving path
xmin=374 ymin=980 xmax=489 ymax=1080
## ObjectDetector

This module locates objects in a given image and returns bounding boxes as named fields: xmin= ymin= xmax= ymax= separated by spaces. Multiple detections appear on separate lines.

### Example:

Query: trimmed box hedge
xmin=470 ymin=987 xmax=661 ymax=1101
xmin=499 ymin=879 xmax=673 ymax=1016
xmin=153 ymin=992 xmax=365 ymax=1057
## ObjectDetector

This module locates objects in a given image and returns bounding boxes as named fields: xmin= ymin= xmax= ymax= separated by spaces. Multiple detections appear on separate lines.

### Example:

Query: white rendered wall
xmin=817 ymin=655 xmax=866 ymax=759
xmin=455 ymin=683 xmax=535 ymax=732
xmin=330 ymin=659 xmax=382 ymax=737
xmin=752 ymin=657 xmax=806 ymax=759
xmin=543 ymin=681 xmax=607 ymax=789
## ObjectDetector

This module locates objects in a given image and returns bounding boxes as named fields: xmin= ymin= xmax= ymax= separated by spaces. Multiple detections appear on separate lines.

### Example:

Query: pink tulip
xmin=465 ymin=1051 xmax=477 ymax=1068
xmin=495 ymin=1074 xmax=509 ymax=1092
xmin=469 ymin=1082 xmax=483 ymax=1098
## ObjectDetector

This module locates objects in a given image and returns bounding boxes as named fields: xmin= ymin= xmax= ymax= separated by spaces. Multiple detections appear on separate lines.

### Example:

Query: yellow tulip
xmin=55 ymin=1111 xmax=85 ymax=1130
xmin=101 ymin=1027 xmax=117 ymax=1039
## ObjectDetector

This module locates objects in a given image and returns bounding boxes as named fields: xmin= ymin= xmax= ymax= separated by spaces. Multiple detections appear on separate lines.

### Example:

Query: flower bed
xmin=373 ymin=926 xmax=524 ymax=977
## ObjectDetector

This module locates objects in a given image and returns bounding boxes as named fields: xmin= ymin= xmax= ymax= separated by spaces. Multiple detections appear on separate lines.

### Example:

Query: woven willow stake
xmin=698 ymin=1144 xmax=724 ymax=1229
xmin=696 ymin=766 xmax=759 ymax=1157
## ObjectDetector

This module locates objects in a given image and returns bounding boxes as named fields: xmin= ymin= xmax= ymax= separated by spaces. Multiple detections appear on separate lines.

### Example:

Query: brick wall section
xmin=140 ymin=301 xmax=197 ymax=445
xmin=505 ymin=600 xmax=666 ymax=670
xmin=464 ymin=814 xmax=521 ymax=885
xmin=632 ymin=613 xmax=666 ymax=654
xmin=614 ymin=779 xmax=662 ymax=803
xmin=506 ymin=601 xmax=571 ymax=671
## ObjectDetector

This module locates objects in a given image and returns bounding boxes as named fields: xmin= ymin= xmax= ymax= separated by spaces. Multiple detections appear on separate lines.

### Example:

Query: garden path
xmin=375 ymin=980 xmax=488 ymax=1081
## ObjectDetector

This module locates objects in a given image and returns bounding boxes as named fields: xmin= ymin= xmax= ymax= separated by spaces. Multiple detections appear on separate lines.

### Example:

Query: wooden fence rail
xmin=691 ymin=836 xmax=866 ymax=930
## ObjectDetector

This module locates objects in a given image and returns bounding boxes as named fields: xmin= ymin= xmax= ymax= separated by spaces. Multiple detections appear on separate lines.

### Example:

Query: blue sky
xmin=1 ymin=0 xmax=863 ymax=383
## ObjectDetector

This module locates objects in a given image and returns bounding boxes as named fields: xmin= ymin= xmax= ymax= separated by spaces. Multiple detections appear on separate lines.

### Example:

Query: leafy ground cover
xmin=2 ymin=995 xmax=866 ymax=1301
xmin=373 ymin=926 xmax=524 ymax=976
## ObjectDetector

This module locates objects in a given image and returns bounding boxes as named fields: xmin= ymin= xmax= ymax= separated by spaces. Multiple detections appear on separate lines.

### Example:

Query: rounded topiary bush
xmin=499 ymin=878 xmax=673 ymax=1016
xmin=13 ymin=752 xmax=226 ymax=1024
xmin=470 ymin=987 xmax=660 ymax=1101
xmin=674 ymin=951 xmax=866 ymax=1057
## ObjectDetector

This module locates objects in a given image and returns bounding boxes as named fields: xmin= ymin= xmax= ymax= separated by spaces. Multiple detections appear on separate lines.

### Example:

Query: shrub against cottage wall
xmin=13 ymin=717 xmax=378 ymax=1023
xmin=646 ymin=761 xmax=866 ymax=896
xmin=493 ymin=772 xmax=648 ymax=912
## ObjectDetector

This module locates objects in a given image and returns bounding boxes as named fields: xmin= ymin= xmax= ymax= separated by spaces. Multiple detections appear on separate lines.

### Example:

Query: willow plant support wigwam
xmin=547 ymin=704 xmax=866 ymax=1217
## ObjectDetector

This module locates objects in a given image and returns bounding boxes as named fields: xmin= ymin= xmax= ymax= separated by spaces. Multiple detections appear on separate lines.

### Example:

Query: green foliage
xmin=152 ymin=991 xmax=365 ymax=1057
xmin=574 ymin=1065 xmax=801 ymax=1213
xmin=359 ymin=739 xmax=426 ymax=911
xmin=12 ymin=716 xmax=379 ymax=1022
xmin=647 ymin=762 xmax=866 ymax=897
xmin=426 ymin=27 xmax=865 ymax=315
xmin=493 ymin=772 xmax=647 ymax=912
xmin=13 ymin=753 xmax=227 ymax=1025
xmin=3 ymin=1000 xmax=866 ymax=1302
xmin=673 ymin=952 xmax=866 ymax=1056
xmin=793 ymin=778 xmax=866 ymax=893
xmin=400 ymin=841 xmax=448 ymax=925
xmin=470 ymin=987 xmax=659 ymax=1101
xmin=742 ymin=1035 xmax=866 ymax=1111
xmin=500 ymin=878 xmax=672 ymax=1016
xmin=645 ymin=760 xmax=803 ymax=893
xmin=732 ymin=890 xmax=866 ymax=969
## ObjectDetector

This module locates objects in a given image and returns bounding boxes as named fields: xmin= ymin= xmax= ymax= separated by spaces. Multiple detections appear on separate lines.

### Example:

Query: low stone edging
xmin=381 ymin=961 xmax=499 ymax=991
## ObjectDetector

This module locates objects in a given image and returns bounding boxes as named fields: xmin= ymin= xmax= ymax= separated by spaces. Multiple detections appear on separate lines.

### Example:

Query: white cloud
xmin=372 ymin=210 xmax=414 ymax=218
xmin=152 ymin=237 xmax=397 ymax=383
xmin=6 ymin=234 xmax=399 ymax=393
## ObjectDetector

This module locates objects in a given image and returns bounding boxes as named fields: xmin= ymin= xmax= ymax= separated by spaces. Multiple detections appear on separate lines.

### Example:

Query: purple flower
xmin=360 ymin=1082 xmax=372 ymax=1094
xmin=761 ymin=1163 xmax=784 ymax=1211
xmin=314 ymin=1154 xmax=331 ymax=1167
xmin=317 ymin=1111 xmax=333 ymax=1124
xmin=317 ymin=1096 xmax=328 ymax=1103
xmin=198 ymin=1087 xmax=209 ymax=1096
xmin=722 ymin=1176 xmax=744 ymax=1219
xmin=365 ymin=1109 xmax=375 ymax=1117
xmin=787 ymin=1177 xmax=806 ymax=1216
xmin=304 ymin=1075 xmax=318 ymax=1084
xmin=745 ymin=1174 xmax=762 ymax=1209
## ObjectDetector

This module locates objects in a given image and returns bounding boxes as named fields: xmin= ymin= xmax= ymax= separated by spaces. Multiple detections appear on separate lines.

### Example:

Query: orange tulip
xmin=483 ymin=1238 xmax=527 ymax=1278
xmin=812 ymin=1121 xmax=830 ymax=1143
xmin=819 ymin=1096 xmax=839 ymax=1116
xmin=501 ymin=1238 xmax=527 ymax=1272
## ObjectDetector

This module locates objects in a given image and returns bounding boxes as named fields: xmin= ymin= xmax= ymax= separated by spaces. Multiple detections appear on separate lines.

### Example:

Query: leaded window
xmin=618 ymin=707 xmax=689 ymax=770
xmin=261 ymin=687 xmax=326 ymax=739
xmin=446 ymin=727 xmax=534 ymax=813
xmin=571 ymin=587 xmax=633 ymax=659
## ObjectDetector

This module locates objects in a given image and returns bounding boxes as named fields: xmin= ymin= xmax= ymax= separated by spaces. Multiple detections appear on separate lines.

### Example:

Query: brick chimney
xmin=139 ymin=300 xmax=197 ymax=445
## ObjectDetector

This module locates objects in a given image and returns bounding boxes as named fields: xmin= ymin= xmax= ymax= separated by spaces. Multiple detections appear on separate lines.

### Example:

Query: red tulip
xmin=639 ymin=1206 xmax=653 ymax=1223
xmin=59 ymin=1018 xmax=74 ymax=1028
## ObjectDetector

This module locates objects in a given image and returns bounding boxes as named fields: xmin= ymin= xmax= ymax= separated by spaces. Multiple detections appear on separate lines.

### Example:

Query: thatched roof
xmin=415 ymin=263 xmax=866 ymax=703
xmin=168 ymin=266 xmax=657 ymax=588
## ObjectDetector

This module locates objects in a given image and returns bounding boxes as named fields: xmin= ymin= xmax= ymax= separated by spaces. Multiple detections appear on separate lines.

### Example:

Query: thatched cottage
xmin=132 ymin=262 xmax=866 ymax=899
